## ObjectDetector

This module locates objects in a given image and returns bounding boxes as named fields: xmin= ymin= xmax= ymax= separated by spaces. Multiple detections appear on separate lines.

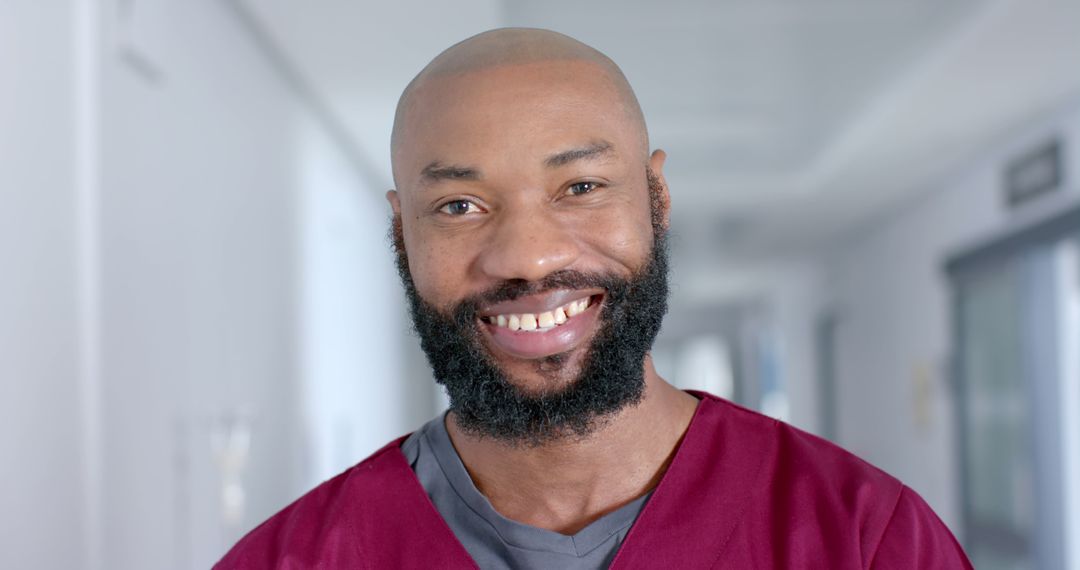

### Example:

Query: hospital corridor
xmin=3 ymin=1 xmax=1079 ymax=568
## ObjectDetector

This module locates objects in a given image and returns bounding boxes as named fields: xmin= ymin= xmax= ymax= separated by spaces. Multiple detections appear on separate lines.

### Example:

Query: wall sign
xmin=1004 ymin=138 xmax=1064 ymax=209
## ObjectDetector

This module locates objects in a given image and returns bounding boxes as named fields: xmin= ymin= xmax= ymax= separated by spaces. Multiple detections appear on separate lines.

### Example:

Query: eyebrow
xmin=544 ymin=140 xmax=615 ymax=168
xmin=420 ymin=162 xmax=480 ymax=185
xmin=418 ymin=140 xmax=617 ymax=186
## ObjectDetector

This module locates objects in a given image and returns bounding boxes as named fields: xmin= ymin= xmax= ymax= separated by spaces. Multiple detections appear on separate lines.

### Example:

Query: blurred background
xmin=2 ymin=0 xmax=1079 ymax=568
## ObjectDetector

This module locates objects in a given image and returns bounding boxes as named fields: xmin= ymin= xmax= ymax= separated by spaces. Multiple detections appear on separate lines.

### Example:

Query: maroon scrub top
xmin=216 ymin=392 xmax=972 ymax=569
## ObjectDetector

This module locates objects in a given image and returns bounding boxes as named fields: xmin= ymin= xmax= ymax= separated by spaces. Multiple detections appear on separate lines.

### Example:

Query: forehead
xmin=394 ymin=60 xmax=640 ymax=186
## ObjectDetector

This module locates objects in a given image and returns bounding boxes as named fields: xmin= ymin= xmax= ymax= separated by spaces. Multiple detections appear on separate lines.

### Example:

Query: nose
xmin=476 ymin=206 xmax=581 ymax=283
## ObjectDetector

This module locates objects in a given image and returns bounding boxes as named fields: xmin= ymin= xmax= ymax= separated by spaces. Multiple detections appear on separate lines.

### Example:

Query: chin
xmin=490 ymin=349 xmax=589 ymax=397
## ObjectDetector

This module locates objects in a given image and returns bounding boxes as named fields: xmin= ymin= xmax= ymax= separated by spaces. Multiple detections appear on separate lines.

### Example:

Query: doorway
xmin=947 ymin=204 xmax=1080 ymax=569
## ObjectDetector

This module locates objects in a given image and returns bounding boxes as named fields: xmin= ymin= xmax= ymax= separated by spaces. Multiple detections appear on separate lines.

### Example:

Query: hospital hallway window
xmin=651 ymin=303 xmax=786 ymax=421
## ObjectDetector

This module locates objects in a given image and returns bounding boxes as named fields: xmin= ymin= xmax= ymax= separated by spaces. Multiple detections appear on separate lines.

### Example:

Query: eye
xmin=566 ymin=181 xmax=601 ymax=196
xmin=438 ymin=199 xmax=482 ymax=216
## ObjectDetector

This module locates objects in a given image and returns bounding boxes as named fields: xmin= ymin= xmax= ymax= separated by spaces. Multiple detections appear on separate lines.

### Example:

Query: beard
xmin=392 ymin=169 xmax=670 ymax=446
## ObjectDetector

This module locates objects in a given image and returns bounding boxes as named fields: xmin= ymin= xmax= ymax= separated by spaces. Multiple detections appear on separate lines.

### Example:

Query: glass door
xmin=955 ymin=254 xmax=1034 ymax=569
xmin=951 ymin=217 xmax=1079 ymax=570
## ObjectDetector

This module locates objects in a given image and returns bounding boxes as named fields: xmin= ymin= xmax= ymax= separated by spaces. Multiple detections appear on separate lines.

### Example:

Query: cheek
xmin=404 ymin=224 xmax=471 ymax=305
xmin=578 ymin=197 xmax=654 ymax=269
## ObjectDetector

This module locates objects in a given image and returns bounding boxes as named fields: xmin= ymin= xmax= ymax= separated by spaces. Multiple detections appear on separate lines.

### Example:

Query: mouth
xmin=476 ymin=291 xmax=604 ymax=360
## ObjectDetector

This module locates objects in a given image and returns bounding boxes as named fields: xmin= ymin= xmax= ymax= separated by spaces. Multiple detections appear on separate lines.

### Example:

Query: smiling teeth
xmin=486 ymin=297 xmax=592 ymax=332
xmin=537 ymin=312 xmax=555 ymax=328
xmin=520 ymin=313 xmax=538 ymax=331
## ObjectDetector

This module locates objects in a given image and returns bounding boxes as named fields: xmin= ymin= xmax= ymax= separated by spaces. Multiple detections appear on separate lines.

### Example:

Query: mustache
xmin=453 ymin=270 xmax=620 ymax=320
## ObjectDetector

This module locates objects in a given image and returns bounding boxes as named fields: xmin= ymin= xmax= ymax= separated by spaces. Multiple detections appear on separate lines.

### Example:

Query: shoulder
xmin=870 ymin=486 xmax=973 ymax=569
xmin=690 ymin=392 xmax=970 ymax=567
xmin=694 ymin=391 xmax=900 ymax=494
xmin=214 ymin=436 xmax=410 ymax=569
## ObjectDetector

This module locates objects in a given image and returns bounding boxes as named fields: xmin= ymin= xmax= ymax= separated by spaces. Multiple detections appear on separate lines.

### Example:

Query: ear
xmin=385 ymin=190 xmax=408 ymax=254
xmin=386 ymin=189 xmax=402 ymax=216
xmin=648 ymin=149 xmax=671 ymax=231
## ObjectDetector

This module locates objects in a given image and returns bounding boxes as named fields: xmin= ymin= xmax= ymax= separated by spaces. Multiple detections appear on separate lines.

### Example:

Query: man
xmin=217 ymin=28 xmax=971 ymax=569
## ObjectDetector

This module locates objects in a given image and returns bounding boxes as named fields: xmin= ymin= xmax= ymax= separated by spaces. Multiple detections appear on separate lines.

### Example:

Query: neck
xmin=445 ymin=358 xmax=699 ymax=535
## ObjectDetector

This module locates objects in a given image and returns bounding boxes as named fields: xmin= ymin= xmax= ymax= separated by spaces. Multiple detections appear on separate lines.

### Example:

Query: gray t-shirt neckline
xmin=401 ymin=413 xmax=651 ymax=568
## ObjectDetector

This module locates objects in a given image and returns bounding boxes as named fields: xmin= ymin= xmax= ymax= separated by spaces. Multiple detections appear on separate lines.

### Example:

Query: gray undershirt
xmin=401 ymin=414 xmax=651 ymax=569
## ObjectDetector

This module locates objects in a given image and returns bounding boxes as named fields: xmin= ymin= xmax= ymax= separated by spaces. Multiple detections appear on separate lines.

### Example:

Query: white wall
xmin=823 ymin=98 xmax=1080 ymax=533
xmin=1 ymin=1 xmax=423 ymax=568
xmin=94 ymin=0 xmax=443 ymax=563
xmin=0 ymin=2 xmax=86 ymax=569
xmin=97 ymin=1 xmax=309 ymax=566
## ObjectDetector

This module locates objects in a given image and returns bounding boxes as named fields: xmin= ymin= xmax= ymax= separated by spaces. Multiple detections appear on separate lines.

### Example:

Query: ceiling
xmin=240 ymin=0 xmax=1080 ymax=268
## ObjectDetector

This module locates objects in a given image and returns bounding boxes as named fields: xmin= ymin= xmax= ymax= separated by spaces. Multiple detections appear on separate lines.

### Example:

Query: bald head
xmin=391 ymin=28 xmax=649 ymax=184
